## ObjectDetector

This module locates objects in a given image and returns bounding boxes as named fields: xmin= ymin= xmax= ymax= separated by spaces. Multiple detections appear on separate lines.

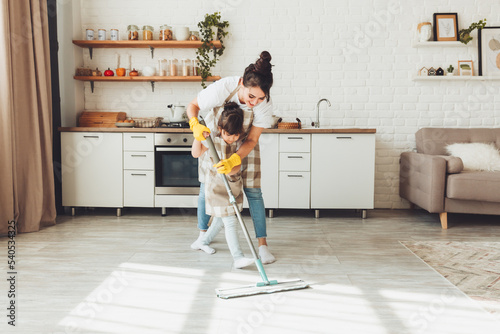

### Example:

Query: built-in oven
xmin=154 ymin=133 xmax=199 ymax=196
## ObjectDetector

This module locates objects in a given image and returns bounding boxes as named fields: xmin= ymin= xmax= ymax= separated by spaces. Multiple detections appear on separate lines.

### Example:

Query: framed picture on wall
xmin=433 ymin=13 xmax=458 ymax=41
xmin=478 ymin=26 xmax=500 ymax=76
xmin=458 ymin=60 xmax=474 ymax=76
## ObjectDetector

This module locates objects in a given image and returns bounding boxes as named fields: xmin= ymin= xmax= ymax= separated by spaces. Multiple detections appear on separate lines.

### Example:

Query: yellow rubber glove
xmin=189 ymin=117 xmax=210 ymax=141
xmin=214 ymin=153 xmax=241 ymax=174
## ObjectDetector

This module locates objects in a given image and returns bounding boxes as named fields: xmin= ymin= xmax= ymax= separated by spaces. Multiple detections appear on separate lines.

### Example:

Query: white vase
xmin=211 ymin=26 xmax=218 ymax=41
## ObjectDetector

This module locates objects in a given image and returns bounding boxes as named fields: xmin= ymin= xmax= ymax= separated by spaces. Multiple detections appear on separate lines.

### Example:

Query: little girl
xmin=191 ymin=102 xmax=254 ymax=269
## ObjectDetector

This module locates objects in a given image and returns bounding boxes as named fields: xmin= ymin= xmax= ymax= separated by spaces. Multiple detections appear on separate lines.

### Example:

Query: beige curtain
xmin=0 ymin=0 xmax=56 ymax=234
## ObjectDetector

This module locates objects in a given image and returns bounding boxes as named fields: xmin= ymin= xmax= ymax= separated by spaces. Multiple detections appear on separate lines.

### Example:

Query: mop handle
xmin=198 ymin=116 xmax=260 ymax=261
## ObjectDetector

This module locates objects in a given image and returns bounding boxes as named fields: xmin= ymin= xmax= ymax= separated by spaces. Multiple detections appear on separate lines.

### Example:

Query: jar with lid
xmin=110 ymin=29 xmax=119 ymax=40
xmin=159 ymin=25 xmax=173 ymax=41
xmin=192 ymin=59 xmax=200 ymax=76
xmin=127 ymin=25 xmax=139 ymax=40
xmin=142 ymin=25 xmax=154 ymax=40
xmin=170 ymin=58 xmax=178 ymax=76
xmin=181 ymin=58 xmax=190 ymax=76
xmin=189 ymin=31 xmax=200 ymax=41
xmin=86 ymin=29 xmax=94 ymax=40
xmin=98 ymin=29 xmax=106 ymax=40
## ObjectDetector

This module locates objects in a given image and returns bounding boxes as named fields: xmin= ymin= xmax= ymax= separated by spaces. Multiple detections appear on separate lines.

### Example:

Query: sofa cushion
xmin=446 ymin=143 xmax=500 ymax=171
xmin=416 ymin=128 xmax=500 ymax=155
xmin=447 ymin=171 xmax=500 ymax=202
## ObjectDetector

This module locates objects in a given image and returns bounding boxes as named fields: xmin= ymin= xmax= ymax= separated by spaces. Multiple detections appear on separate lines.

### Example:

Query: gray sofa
xmin=399 ymin=128 xmax=500 ymax=229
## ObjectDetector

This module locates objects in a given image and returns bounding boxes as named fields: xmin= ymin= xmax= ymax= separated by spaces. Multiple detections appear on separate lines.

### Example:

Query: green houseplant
xmin=196 ymin=12 xmax=229 ymax=88
xmin=459 ymin=19 xmax=487 ymax=45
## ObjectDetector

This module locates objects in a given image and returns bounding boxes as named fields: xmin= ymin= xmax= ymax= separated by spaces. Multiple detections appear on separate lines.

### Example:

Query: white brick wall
xmin=69 ymin=0 xmax=500 ymax=209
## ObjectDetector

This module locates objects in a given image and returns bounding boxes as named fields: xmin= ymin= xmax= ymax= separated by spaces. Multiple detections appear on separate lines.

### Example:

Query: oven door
xmin=155 ymin=147 xmax=200 ymax=195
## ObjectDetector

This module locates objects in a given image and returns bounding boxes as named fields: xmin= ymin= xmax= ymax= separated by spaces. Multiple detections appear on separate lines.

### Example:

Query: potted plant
xmin=196 ymin=12 xmax=229 ymax=88
xmin=447 ymin=65 xmax=454 ymax=76
xmin=459 ymin=19 xmax=487 ymax=45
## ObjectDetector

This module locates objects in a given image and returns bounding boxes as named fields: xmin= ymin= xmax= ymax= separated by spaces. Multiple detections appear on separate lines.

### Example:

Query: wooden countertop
xmin=58 ymin=127 xmax=376 ymax=134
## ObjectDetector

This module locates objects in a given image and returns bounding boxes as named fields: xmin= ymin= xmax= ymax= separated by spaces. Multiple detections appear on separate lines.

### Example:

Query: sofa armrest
xmin=399 ymin=152 xmax=447 ymax=213
xmin=436 ymin=155 xmax=464 ymax=174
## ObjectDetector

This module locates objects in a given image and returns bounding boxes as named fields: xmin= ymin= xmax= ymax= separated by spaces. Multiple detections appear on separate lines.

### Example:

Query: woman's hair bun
xmin=254 ymin=51 xmax=272 ymax=73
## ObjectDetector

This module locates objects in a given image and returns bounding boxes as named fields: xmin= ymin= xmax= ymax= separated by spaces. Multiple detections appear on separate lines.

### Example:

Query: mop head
xmin=216 ymin=279 xmax=309 ymax=299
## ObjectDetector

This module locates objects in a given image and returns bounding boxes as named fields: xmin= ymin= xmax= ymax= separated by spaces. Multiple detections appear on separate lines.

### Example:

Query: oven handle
xmin=156 ymin=147 xmax=192 ymax=152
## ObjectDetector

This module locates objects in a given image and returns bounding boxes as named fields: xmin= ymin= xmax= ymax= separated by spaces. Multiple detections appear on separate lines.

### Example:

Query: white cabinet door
xmin=258 ymin=133 xmax=279 ymax=209
xmin=61 ymin=132 xmax=123 ymax=207
xmin=124 ymin=170 xmax=154 ymax=207
xmin=311 ymin=134 xmax=375 ymax=209
xmin=279 ymin=172 xmax=310 ymax=208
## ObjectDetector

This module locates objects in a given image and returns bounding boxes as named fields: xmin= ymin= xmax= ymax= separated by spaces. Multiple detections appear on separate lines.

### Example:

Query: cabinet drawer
xmin=279 ymin=153 xmax=310 ymax=171
xmin=278 ymin=172 xmax=310 ymax=209
xmin=124 ymin=170 xmax=154 ymax=207
xmin=279 ymin=134 xmax=310 ymax=152
xmin=124 ymin=133 xmax=154 ymax=151
xmin=124 ymin=151 xmax=154 ymax=170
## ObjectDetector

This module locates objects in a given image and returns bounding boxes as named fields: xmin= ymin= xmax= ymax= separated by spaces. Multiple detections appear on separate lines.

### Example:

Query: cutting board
xmin=78 ymin=111 xmax=126 ymax=127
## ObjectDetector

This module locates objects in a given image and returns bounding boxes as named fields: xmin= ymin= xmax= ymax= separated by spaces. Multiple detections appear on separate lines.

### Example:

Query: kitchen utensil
xmin=167 ymin=103 xmax=187 ymax=122
xmin=198 ymin=116 xmax=309 ymax=299
xmin=277 ymin=118 xmax=301 ymax=129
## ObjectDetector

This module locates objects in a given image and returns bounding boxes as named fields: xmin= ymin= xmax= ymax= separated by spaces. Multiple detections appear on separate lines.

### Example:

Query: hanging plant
xmin=459 ymin=19 xmax=487 ymax=45
xmin=196 ymin=12 xmax=229 ymax=88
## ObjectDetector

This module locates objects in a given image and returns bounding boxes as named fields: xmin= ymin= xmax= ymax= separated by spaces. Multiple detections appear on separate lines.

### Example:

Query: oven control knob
xmin=183 ymin=138 xmax=188 ymax=143
xmin=167 ymin=138 xmax=171 ymax=143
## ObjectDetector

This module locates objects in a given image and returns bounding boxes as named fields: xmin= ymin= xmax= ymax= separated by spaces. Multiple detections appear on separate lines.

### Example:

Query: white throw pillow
xmin=446 ymin=143 xmax=500 ymax=171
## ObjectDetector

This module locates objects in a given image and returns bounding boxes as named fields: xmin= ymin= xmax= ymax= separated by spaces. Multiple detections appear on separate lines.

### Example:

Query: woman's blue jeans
xmin=197 ymin=183 xmax=267 ymax=238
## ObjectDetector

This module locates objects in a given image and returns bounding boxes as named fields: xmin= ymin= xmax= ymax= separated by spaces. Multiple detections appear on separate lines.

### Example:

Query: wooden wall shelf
xmin=74 ymin=75 xmax=221 ymax=92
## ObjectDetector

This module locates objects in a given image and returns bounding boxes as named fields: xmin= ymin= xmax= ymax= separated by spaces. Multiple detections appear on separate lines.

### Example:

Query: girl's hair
xmin=242 ymin=51 xmax=273 ymax=101
xmin=217 ymin=102 xmax=244 ymax=136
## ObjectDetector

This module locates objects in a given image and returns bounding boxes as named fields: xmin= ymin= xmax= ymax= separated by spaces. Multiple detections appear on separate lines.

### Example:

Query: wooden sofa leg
xmin=439 ymin=212 xmax=448 ymax=229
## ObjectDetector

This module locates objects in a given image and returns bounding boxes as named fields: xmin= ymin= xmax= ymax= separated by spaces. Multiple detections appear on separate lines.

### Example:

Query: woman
xmin=188 ymin=51 xmax=276 ymax=264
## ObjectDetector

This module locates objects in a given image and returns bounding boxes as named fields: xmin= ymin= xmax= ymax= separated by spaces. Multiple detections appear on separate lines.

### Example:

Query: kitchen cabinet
xmin=278 ymin=134 xmax=311 ymax=209
xmin=123 ymin=133 xmax=155 ymax=207
xmin=61 ymin=132 xmax=123 ymax=215
xmin=258 ymin=133 xmax=279 ymax=213
xmin=311 ymin=133 xmax=375 ymax=217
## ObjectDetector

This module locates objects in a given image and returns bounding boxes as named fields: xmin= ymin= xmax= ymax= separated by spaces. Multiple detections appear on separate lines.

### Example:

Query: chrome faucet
xmin=312 ymin=98 xmax=331 ymax=128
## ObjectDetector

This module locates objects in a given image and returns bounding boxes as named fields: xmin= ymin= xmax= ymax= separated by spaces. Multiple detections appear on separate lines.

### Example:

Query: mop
xmin=199 ymin=117 xmax=309 ymax=299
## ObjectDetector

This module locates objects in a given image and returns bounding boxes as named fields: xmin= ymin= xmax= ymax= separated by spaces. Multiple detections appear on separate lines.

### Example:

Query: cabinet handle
xmin=131 ymin=154 xmax=147 ymax=157
xmin=287 ymin=174 xmax=303 ymax=178
xmin=287 ymin=156 xmax=303 ymax=159
xmin=131 ymin=136 xmax=147 ymax=138
xmin=131 ymin=173 xmax=147 ymax=176
xmin=83 ymin=135 xmax=100 ymax=138
xmin=287 ymin=136 xmax=304 ymax=140
xmin=336 ymin=136 xmax=352 ymax=139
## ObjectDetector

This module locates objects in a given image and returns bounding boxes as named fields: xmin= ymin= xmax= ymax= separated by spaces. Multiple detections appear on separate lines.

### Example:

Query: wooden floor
xmin=1 ymin=209 xmax=500 ymax=334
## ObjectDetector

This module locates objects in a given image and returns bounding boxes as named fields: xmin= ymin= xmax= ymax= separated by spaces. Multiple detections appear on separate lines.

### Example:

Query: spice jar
xmin=182 ymin=58 xmax=190 ymax=76
xmin=192 ymin=59 xmax=200 ymax=76
xmin=86 ymin=29 xmax=94 ymax=40
xmin=189 ymin=31 xmax=200 ymax=41
xmin=110 ymin=29 xmax=119 ymax=40
xmin=170 ymin=58 xmax=178 ymax=76
xmin=159 ymin=25 xmax=173 ymax=41
xmin=98 ymin=29 xmax=106 ymax=40
xmin=142 ymin=25 xmax=154 ymax=41
xmin=127 ymin=25 xmax=139 ymax=40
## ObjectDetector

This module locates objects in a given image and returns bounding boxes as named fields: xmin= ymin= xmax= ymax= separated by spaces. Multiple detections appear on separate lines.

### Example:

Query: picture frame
xmin=458 ymin=60 xmax=474 ymax=76
xmin=478 ymin=26 xmax=500 ymax=76
xmin=433 ymin=13 xmax=459 ymax=41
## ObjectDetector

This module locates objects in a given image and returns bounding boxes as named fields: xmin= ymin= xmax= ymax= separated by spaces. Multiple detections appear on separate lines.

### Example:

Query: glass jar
xmin=170 ymin=58 xmax=178 ymax=76
xmin=189 ymin=31 xmax=200 ymax=41
xmin=142 ymin=25 xmax=154 ymax=40
xmin=127 ymin=25 xmax=139 ymax=40
xmin=192 ymin=59 xmax=200 ymax=76
xmin=181 ymin=58 xmax=190 ymax=76
xmin=159 ymin=25 xmax=173 ymax=41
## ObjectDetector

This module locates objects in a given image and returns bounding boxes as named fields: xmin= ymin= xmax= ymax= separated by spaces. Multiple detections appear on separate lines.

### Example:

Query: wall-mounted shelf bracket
xmin=150 ymin=81 xmax=155 ymax=92
xmin=149 ymin=46 xmax=154 ymax=59
xmin=90 ymin=81 xmax=94 ymax=93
